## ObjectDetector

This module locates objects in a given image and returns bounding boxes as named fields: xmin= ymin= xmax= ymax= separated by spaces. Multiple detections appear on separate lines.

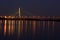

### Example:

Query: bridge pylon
xmin=18 ymin=8 xmax=21 ymax=17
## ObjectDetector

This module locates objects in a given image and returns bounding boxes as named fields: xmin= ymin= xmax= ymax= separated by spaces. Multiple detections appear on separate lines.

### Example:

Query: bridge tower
xmin=18 ymin=8 xmax=21 ymax=17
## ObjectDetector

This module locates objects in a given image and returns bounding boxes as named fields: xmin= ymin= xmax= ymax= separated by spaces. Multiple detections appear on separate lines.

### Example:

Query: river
xmin=0 ymin=20 xmax=60 ymax=40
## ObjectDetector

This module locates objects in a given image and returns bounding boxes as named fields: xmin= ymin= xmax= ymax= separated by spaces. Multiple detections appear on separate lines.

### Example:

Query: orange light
xmin=4 ymin=20 xmax=7 ymax=36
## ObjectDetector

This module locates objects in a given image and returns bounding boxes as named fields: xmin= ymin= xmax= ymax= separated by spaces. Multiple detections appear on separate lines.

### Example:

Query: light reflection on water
xmin=11 ymin=20 xmax=14 ymax=35
xmin=4 ymin=20 xmax=6 ymax=36
xmin=0 ymin=18 xmax=60 ymax=40
xmin=8 ymin=20 xmax=11 ymax=35
xmin=52 ymin=16 xmax=54 ymax=32
xmin=33 ymin=20 xmax=36 ymax=35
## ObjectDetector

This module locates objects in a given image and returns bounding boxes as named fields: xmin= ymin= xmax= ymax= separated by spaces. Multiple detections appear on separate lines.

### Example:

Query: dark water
xmin=0 ymin=20 xmax=60 ymax=40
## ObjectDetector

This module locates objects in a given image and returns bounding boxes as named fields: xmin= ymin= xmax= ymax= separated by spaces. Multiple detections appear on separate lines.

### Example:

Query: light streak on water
xmin=0 ymin=23 xmax=2 ymax=33
xmin=48 ymin=16 xmax=50 ymax=32
xmin=21 ymin=16 xmax=23 ymax=32
xmin=33 ymin=16 xmax=36 ymax=35
xmin=38 ymin=16 xmax=40 ymax=33
xmin=4 ymin=20 xmax=7 ymax=36
xmin=11 ymin=20 xmax=14 ymax=35
xmin=21 ymin=20 xmax=23 ymax=32
xmin=52 ymin=16 xmax=54 ymax=32
xmin=42 ymin=16 xmax=45 ymax=32
xmin=43 ymin=21 xmax=45 ymax=32
xmin=8 ymin=20 xmax=11 ymax=35
xmin=33 ymin=21 xmax=36 ymax=36
xmin=18 ymin=20 xmax=21 ymax=37
xmin=25 ymin=16 xmax=28 ymax=32
xmin=29 ymin=16 xmax=32 ymax=32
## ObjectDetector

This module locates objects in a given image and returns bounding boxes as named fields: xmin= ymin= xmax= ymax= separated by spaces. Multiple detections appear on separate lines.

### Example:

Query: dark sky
xmin=0 ymin=0 xmax=60 ymax=16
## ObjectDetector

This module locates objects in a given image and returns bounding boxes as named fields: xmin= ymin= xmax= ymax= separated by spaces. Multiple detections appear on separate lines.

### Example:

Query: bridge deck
xmin=0 ymin=16 xmax=60 ymax=21
xmin=0 ymin=17 xmax=60 ymax=22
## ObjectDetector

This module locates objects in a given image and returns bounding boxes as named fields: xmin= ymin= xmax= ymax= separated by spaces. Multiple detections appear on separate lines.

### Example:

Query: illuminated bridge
xmin=0 ymin=16 xmax=60 ymax=22
xmin=0 ymin=8 xmax=60 ymax=22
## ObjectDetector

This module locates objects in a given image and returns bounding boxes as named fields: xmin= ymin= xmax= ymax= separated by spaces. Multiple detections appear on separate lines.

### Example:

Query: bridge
xmin=0 ymin=8 xmax=60 ymax=22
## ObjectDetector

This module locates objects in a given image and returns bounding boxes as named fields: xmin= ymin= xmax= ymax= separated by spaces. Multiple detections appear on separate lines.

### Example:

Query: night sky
xmin=0 ymin=0 xmax=60 ymax=16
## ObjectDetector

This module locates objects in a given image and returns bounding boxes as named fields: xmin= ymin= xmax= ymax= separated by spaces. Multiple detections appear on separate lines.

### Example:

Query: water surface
xmin=0 ymin=20 xmax=60 ymax=40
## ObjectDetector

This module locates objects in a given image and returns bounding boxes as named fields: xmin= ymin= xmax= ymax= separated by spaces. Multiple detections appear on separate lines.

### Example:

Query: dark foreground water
xmin=0 ymin=20 xmax=60 ymax=40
